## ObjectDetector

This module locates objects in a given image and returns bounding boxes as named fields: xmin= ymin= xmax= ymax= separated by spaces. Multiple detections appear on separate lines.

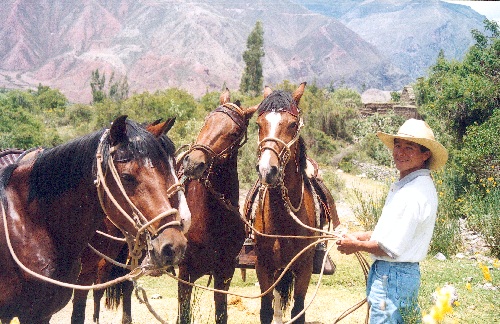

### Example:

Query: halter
xmin=186 ymin=103 xmax=248 ymax=167
xmin=256 ymin=106 xmax=306 ymax=217
xmin=181 ymin=102 xmax=249 ymax=213
xmin=257 ymin=110 xmax=304 ymax=188
xmin=94 ymin=129 xmax=184 ymax=267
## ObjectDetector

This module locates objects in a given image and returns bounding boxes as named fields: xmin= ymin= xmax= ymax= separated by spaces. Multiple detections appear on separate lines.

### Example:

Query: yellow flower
xmin=486 ymin=189 xmax=490 ymax=194
xmin=423 ymin=287 xmax=454 ymax=323
xmin=465 ymin=282 xmax=471 ymax=291
xmin=487 ymin=177 xmax=494 ymax=182
xmin=479 ymin=262 xmax=492 ymax=282
xmin=493 ymin=259 xmax=500 ymax=269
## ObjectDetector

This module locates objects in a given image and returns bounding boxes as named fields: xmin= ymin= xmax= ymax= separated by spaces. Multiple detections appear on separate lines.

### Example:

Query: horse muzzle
xmin=182 ymin=151 xmax=208 ymax=179
xmin=143 ymin=229 xmax=187 ymax=268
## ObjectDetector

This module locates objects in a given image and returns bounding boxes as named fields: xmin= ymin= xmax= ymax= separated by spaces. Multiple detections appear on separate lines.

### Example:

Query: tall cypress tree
xmin=240 ymin=21 xmax=265 ymax=95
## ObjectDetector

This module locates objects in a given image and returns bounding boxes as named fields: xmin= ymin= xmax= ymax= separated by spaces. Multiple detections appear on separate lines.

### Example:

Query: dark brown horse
xmin=0 ymin=116 xmax=188 ymax=324
xmin=177 ymin=89 xmax=258 ymax=323
xmin=253 ymin=83 xmax=317 ymax=324
xmin=70 ymin=118 xmax=191 ymax=324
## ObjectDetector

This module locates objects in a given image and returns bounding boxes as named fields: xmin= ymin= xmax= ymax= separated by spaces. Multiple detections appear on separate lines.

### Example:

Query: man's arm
xmin=336 ymin=232 xmax=389 ymax=257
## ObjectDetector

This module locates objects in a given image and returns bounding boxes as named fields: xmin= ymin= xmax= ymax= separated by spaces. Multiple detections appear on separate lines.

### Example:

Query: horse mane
xmin=27 ymin=119 xmax=174 ymax=203
xmin=257 ymin=90 xmax=298 ymax=115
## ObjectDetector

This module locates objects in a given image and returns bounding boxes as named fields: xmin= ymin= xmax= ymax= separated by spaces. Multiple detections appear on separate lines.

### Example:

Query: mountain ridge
xmin=0 ymin=0 xmax=486 ymax=103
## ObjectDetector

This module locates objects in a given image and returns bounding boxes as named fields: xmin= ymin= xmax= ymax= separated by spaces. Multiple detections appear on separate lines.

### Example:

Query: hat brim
xmin=376 ymin=131 xmax=448 ymax=170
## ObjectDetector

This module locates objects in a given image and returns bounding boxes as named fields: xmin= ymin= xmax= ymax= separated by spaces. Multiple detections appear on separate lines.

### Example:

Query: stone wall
xmin=360 ymin=102 xmax=419 ymax=119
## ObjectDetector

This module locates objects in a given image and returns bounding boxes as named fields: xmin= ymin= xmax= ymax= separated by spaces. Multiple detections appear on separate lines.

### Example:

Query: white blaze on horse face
xmin=258 ymin=112 xmax=281 ymax=177
xmin=168 ymin=157 xmax=191 ymax=232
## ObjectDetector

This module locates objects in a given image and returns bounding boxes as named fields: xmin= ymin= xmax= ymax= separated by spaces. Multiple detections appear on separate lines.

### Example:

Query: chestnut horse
xmin=70 ymin=118 xmax=190 ymax=324
xmin=0 ymin=115 xmax=189 ymax=324
xmin=253 ymin=83 xmax=317 ymax=324
xmin=177 ymin=89 xmax=258 ymax=323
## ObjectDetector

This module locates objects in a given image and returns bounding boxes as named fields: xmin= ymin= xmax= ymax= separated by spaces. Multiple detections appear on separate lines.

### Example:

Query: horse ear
xmin=150 ymin=118 xmax=163 ymax=126
xmin=292 ymin=82 xmax=307 ymax=104
xmin=263 ymin=85 xmax=273 ymax=98
xmin=146 ymin=117 xmax=176 ymax=137
xmin=220 ymin=87 xmax=230 ymax=105
xmin=109 ymin=115 xmax=128 ymax=145
xmin=244 ymin=104 xmax=259 ymax=119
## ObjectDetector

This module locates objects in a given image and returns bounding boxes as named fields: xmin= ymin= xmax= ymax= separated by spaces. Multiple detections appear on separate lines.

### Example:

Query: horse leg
xmin=71 ymin=289 xmax=89 ymax=324
xmin=290 ymin=296 xmax=305 ymax=324
xmin=92 ymin=288 xmax=105 ymax=323
xmin=290 ymin=267 xmax=312 ymax=324
xmin=121 ymin=280 xmax=134 ymax=324
xmin=177 ymin=269 xmax=194 ymax=324
xmin=256 ymin=265 xmax=275 ymax=324
xmin=272 ymin=288 xmax=284 ymax=324
xmin=213 ymin=271 xmax=234 ymax=324
xmin=72 ymin=265 xmax=97 ymax=324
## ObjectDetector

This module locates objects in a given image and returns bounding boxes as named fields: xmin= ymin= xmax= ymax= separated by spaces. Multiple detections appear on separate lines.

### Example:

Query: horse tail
xmin=104 ymin=245 xmax=129 ymax=310
xmin=275 ymin=269 xmax=294 ymax=311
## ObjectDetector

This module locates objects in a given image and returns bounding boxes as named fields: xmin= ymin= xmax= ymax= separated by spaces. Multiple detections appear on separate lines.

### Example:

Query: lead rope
xmin=1 ymin=200 xmax=146 ymax=290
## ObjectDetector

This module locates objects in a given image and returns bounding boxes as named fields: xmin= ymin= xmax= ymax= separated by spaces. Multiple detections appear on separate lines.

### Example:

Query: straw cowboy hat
xmin=376 ymin=118 xmax=448 ymax=170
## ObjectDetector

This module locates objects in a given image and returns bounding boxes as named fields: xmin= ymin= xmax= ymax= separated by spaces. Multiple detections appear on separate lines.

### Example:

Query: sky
xmin=443 ymin=1 xmax=500 ymax=22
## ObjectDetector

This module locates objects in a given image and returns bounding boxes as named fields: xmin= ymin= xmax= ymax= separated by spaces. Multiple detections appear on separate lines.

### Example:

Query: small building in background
xmin=360 ymin=85 xmax=419 ymax=119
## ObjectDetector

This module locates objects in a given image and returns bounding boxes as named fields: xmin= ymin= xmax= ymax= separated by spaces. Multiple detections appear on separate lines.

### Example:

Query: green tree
xmin=91 ymin=69 xmax=129 ymax=104
xmin=90 ymin=69 xmax=106 ymax=104
xmin=416 ymin=19 xmax=500 ymax=144
xmin=240 ymin=21 xmax=264 ymax=95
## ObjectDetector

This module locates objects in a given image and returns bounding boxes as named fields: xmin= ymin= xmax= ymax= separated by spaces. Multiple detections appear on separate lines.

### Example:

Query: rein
xmin=0 ymin=129 xmax=182 ymax=290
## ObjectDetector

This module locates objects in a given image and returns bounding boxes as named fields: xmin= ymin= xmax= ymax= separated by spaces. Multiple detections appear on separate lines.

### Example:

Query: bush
xmin=349 ymin=185 xmax=387 ymax=231
xmin=429 ymin=168 xmax=463 ymax=257
xmin=461 ymin=179 xmax=500 ymax=258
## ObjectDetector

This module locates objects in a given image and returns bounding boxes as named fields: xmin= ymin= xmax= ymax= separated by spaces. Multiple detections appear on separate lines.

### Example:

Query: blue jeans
xmin=366 ymin=260 xmax=421 ymax=324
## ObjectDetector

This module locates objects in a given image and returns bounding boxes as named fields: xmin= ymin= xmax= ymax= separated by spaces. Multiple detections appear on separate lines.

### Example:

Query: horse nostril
xmin=195 ymin=161 xmax=206 ymax=173
xmin=265 ymin=166 xmax=279 ymax=184
xmin=161 ymin=243 xmax=174 ymax=260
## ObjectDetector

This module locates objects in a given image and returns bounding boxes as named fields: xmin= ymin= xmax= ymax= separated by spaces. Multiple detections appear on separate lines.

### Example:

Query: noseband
xmin=95 ymin=130 xmax=184 ymax=266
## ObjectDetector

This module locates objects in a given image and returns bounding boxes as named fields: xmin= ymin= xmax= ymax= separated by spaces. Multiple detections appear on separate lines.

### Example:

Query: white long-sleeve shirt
xmin=370 ymin=169 xmax=438 ymax=262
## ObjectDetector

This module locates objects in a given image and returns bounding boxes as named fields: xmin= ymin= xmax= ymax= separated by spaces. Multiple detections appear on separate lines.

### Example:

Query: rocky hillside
xmin=298 ymin=0 xmax=486 ymax=83
xmin=0 ymin=0 xmax=486 ymax=103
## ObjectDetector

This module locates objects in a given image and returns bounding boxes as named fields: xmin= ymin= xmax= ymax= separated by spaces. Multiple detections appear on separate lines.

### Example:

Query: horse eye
xmin=121 ymin=173 xmax=137 ymax=185
xmin=289 ymin=122 xmax=298 ymax=129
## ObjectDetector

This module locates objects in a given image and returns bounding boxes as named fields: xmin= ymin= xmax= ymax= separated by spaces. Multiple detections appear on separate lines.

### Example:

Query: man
xmin=336 ymin=118 xmax=448 ymax=323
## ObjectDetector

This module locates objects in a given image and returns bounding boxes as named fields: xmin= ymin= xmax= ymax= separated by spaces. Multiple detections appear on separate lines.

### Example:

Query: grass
xmin=47 ymin=170 xmax=498 ymax=323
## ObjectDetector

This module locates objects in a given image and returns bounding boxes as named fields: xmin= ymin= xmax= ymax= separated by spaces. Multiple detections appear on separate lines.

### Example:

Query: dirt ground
xmin=46 ymin=172 xmax=379 ymax=323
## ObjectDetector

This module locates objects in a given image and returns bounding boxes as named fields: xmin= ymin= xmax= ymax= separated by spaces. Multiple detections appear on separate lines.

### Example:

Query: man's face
xmin=393 ymin=138 xmax=431 ymax=177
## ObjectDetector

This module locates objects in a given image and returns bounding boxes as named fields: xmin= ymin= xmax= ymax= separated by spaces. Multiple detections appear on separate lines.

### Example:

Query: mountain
xmin=0 ymin=0 xmax=486 ymax=103
xmin=297 ymin=0 xmax=487 ymax=82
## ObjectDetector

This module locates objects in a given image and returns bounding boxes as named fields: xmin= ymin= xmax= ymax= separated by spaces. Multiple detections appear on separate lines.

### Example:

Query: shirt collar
xmin=394 ymin=169 xmax=431 ymax=190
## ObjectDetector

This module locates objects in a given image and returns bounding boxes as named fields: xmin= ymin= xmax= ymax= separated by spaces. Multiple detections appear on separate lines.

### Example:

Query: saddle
xmin=237 ymin=157 xmax=339 ymax=275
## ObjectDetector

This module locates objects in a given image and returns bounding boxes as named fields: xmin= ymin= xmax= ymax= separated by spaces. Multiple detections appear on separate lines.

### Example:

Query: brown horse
xmin=70 ymin=118 xmax=190 ymax=324
xmin=0 ymin=116 xmax=188 ymax=324
xmin=177 ymin=89 xmax=258 ymax=323
xmin=253 ymin=83 xmax=317 ymax=324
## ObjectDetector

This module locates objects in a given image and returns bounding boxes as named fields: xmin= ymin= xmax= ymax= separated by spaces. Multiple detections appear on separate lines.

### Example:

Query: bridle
xmin=182 ymin=102 xmax=249 ymax=213
xmin=187 ymin=103 xmax=249 ymax=167
xmin=255 ymin=105 xmax=308 ymax=216
xmin=257 ymin=109 xmax=304 ymax=189
xmin=94 ymin=129 xmax=185 ymax=268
